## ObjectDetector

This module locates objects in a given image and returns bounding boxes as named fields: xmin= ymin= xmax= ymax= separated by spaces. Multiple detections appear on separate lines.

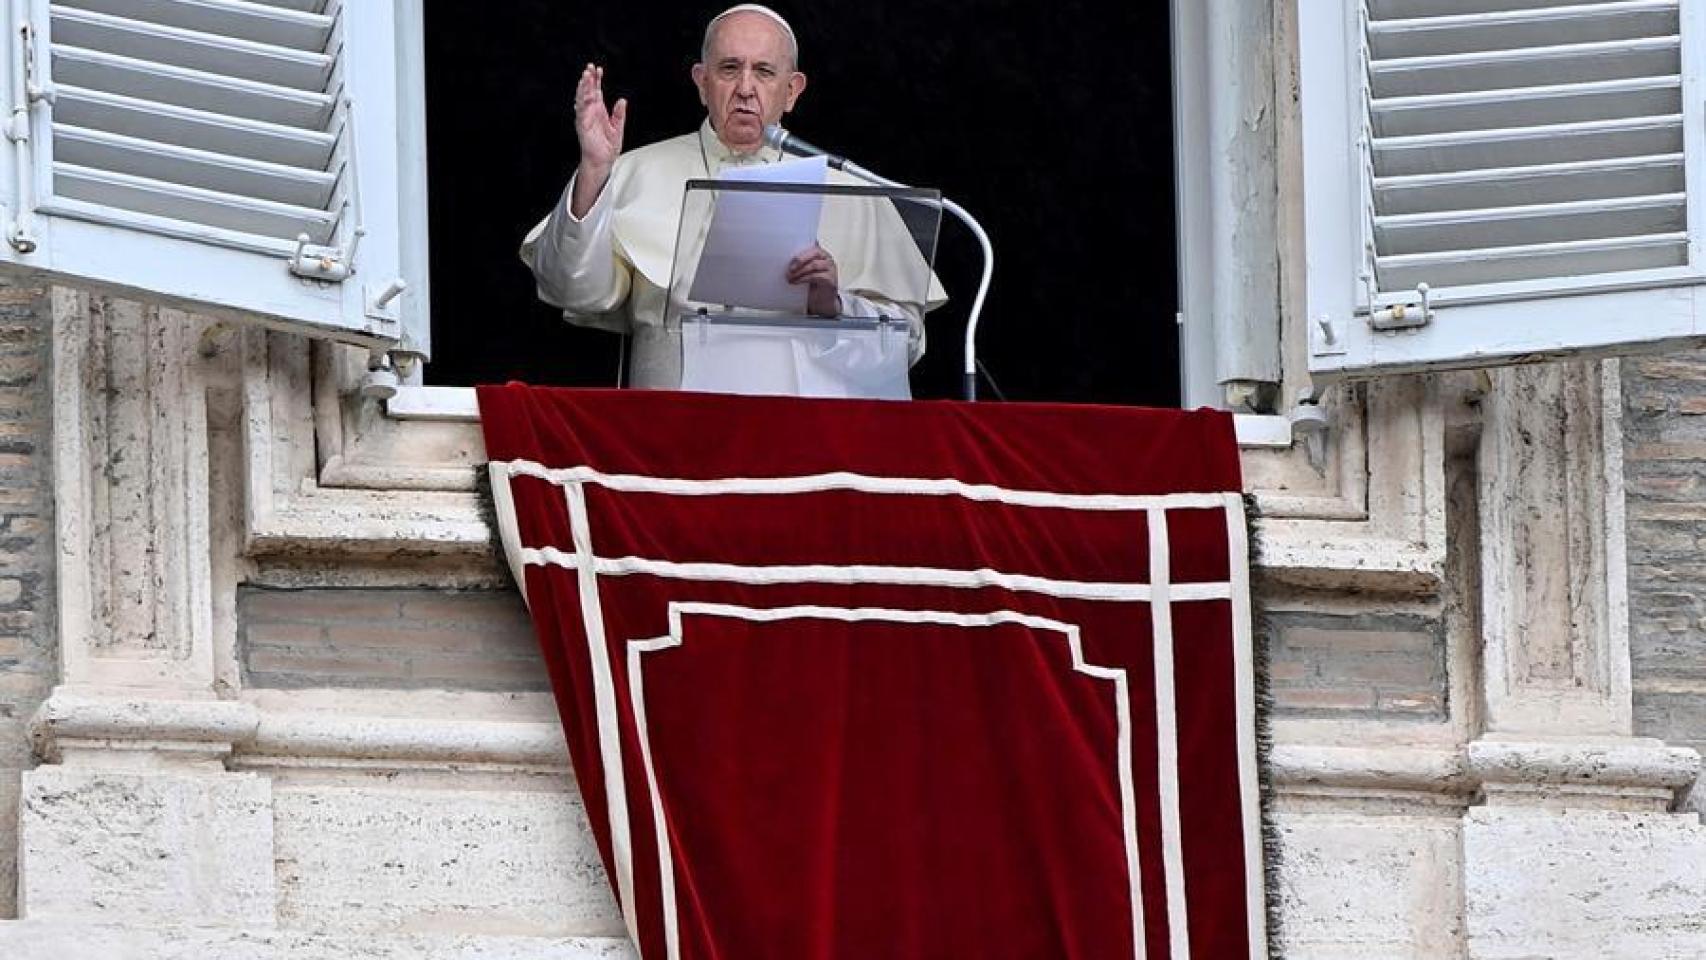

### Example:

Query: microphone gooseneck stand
xmin=764 ymin=126 xmax=993 ymax=401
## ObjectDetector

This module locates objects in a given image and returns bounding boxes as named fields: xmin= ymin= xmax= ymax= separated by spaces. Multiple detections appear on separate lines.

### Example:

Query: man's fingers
xmin=611 ymin=98 xmax=628 ymax=130
xmin=789 ymin=265 xmax=836 ymax=285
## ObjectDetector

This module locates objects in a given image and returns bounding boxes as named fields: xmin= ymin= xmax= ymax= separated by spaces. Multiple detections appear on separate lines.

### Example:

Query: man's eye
xmin=718 ymin=64 xmax=739 ymax=77
xmin=757 ymin=68 xmax=775 ymax=80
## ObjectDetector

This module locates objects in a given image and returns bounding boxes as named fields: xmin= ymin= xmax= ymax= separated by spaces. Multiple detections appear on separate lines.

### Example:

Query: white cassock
xmin=520 ymin=121 xmax=949 ymax=392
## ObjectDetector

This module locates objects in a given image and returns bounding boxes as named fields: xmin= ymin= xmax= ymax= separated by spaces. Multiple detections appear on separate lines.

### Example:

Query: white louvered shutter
xmin=1302 ymin=0 xmax=1706 ymax=378
xmin=0 ymin=0 xmax=423 ymax=350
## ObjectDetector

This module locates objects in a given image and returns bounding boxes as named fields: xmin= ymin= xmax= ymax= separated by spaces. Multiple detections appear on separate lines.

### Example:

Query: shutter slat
xmin=1371 ymin=75 xmax=1680 ymax=137
xmin=54 ymin=0 xmax=333 ymax=52
xmin=248 ymin=0 xmax=326 ymax=12
xmin=55 ymin=85 xmax=336 ymax=169
xmin=1374 ymin=193 xmax=1686 ymax=255
xmin=1373 ymin=114 xmax=1682 ymax=177
xmin=1374 ymin=154 xmax=1684 ymax=214
xmin=54 ymin=123 xmax=338 ymax=208
xmin=1374 ymin=0 xmax=1640 ymax=17
xmin=51 ymin=45 xmax=334 ymax=129
xmin=52 ymin=162 xmax=338 ymax=245
xmin=1370 ymin=36 xmax=1678 ymax=98
xmin=1376 ymin=233 xmax=1688 ymax=289
xmin=49 ymin=5 xmax=334 ymax=92
xmin=1369 ymin=0 xmax=1677 ymax=59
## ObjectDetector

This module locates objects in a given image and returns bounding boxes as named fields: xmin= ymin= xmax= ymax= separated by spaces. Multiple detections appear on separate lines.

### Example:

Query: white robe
xmin=520 ymin=121 xmax=948 ymax=389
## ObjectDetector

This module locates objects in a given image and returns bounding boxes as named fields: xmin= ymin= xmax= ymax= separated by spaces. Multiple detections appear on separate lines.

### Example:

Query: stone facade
xmin=0 ymin=275 xmax=55 ymax=921
xmin=1623 ymin=350 xmax=1706 ymax=811
xmin=239 ymin=588 xmax=545 ymax=693
xmin=2 ymin=5 xmax=1704 ymax=960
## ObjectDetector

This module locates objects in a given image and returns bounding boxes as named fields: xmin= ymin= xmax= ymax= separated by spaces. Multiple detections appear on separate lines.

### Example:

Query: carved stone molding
xmin=1479 ymin=360 xmax=1631 ymax=736
xmin=52 ymin=290 xmax=218 ymax=691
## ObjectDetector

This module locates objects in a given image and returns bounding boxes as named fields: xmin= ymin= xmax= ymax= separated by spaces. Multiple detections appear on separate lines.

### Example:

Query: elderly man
xmin=521 ymin=4 xmax=944 ymax=390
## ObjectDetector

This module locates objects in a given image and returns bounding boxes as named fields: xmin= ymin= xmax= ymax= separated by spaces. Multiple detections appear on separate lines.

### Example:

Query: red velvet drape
xmin=478 ymin=387 xmax=1264 ymax=960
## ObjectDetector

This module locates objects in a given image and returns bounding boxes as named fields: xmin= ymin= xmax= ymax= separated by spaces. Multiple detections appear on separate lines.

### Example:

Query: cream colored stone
xmin=18 ymin=766 xmax=275 ymax=925
xmin=271 ymin=784 xmax=623 ymax=937
xmin=1273 ymin=810 xmax=1465 ymax=959
xmin=0 ymin=922 xmax=635 ymax=959
xmin=1465 ymin=808 xmax=1706 ymax=960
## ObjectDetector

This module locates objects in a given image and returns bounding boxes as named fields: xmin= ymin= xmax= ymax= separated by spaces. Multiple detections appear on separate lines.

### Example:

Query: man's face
xmin=692 ymin=12 xmax=806 ymax=154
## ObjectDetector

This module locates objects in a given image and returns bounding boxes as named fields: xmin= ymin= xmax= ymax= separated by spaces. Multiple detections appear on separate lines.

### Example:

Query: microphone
xmin=763 ymin=124 xmax=847 ymax=169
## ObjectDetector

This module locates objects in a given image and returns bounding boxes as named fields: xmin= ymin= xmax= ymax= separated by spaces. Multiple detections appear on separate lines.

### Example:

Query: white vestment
xmin=520 ymin=121 xmax=947 ymax=389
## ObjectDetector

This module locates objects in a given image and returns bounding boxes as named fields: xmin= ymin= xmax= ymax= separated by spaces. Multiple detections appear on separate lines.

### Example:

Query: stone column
xmin=18 ymin=291 xmax=272 ymax=927
xmin=1465 ymin=359 xmax=1703 ymax=959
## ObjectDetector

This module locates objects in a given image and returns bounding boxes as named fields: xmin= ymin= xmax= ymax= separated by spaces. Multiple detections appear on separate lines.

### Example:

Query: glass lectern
xmin=665 ymin=179 xmax=942 ymax=400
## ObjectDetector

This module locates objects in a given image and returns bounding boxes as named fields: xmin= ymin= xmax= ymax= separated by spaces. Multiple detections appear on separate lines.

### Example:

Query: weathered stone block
xmin=1464 ymin=807 xmax=1706 ymax=959
xmin=18 ymin=767 xmax=275 ymax=925
xmin=0 ymin=922 xmax=635 ymax=959
xmin=271 ymin=785 xmax=622 ymax=937
xmin=1274 ymin=810 xmax=1464 ymax=959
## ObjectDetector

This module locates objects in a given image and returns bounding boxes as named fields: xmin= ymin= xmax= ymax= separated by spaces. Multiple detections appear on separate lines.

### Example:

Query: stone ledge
xmin=1269 ymin=744 xmax=1470 ymax=797
xmin=1272 ymin=739 xmax=1705 ymax=807
xmin=1468 ymin=737 xmax=1701 ymax=792
xmin=248 ymin=712 xmax=568 ymax=768
xmin=31 ymin=692 xmax=259 ymax=762
xmin=0 ymin=922 xmax=633 ymax=960
xmin=30 ymin=690 xmax=569 ymax=771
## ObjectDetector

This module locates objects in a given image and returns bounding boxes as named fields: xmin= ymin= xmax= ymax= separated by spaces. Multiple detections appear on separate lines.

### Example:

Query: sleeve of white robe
xmin=518 ymin=172 xmax=633 ymax=324
xmin=838 ymin=291 xmax=926 ymax=365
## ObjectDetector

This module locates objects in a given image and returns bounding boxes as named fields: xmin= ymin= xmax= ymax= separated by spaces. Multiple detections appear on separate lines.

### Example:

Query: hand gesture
xmin=574 ymin=63 xmax=627 ymax=171
xmin=788 ymin=244 xmax=841 ymax=318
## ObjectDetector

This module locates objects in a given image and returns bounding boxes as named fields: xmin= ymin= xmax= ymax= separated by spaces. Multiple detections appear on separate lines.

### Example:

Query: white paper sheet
xmin=686 ymin=155 xmax=829 ymax=313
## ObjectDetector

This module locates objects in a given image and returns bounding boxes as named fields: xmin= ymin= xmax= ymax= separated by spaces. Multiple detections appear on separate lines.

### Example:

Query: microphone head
xmin=762 ymin=123 xmax=789 ymax=151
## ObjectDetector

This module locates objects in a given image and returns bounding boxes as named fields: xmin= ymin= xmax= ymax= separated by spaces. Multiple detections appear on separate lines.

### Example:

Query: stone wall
xmin=1260 ymin=609 xmax=1448 ymax=720
xmin=238 ymin=588 xmax=544 ymax=692
xmin=1622 ymin=352 xmax=1706 ymax=784
xmin=0 ymin=276 xmax=56 ymax=918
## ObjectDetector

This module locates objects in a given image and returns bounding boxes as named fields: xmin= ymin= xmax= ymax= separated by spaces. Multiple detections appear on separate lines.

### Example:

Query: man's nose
xmin=736 ymin=69 xmax=758 ymax=96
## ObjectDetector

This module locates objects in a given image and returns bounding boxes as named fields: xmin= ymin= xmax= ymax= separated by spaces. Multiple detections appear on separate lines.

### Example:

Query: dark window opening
xmin=423 ymin=2 xmax=1178 ymax=406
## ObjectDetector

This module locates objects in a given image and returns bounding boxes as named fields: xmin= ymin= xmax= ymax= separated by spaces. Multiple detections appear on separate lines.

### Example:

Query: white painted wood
xmin=0 ymin=0 xmax=414 ymax=346
xmin=1303 ymin=0 xmax=1706 ymax=378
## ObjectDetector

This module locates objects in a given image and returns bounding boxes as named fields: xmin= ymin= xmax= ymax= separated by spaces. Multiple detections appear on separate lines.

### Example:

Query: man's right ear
xmin=690 ymin=63 xmax=707 ymax=105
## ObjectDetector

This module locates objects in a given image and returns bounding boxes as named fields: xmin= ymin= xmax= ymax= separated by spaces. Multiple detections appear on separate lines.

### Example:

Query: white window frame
xmin=1300 ymin=0 xmax=1706 ymax=379
xmin=386 ymin=0 xmax=1297 ymax=447
xmin=0 ymin=0 xmax=426 ymax=350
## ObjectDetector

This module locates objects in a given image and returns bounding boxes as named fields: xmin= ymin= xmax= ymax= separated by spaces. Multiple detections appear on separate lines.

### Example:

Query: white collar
xmin=698 ymin=119 xmax=782 ymax=171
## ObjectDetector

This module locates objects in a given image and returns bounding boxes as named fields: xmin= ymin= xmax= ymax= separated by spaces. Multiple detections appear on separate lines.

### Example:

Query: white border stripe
xmin=629 ymin=603 xmax=1147 ymax=960
xmin=1149 ymin=510 xmax=1190 ymax=959
xmin=564 ymin=484 xmax=641 ymax=948
xmin=627 ymin=636 xmax=680 ymax=960
xmin=486 ymin=463 xmax=530 ymax=607
xmin=499 ymin=459 xmax=1235 ymax=512
xmin=1225 ymin=501 xmax=1269 ymax=960
xmin=518 ymin=547 xmax=1233 ymax=604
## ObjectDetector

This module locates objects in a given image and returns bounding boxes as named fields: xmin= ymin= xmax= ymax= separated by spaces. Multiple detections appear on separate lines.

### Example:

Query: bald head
xmin=702 ymin=5 xmax=798 ymax=70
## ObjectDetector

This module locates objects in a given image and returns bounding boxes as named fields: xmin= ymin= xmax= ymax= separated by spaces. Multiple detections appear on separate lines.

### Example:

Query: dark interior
xmin=423 ymin=2 xmax=1179 ymax=405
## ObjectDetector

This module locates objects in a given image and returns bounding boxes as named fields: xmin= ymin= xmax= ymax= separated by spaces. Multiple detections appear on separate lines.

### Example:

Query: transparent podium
xmin=665 ymin=178 xmax=942 ymax=400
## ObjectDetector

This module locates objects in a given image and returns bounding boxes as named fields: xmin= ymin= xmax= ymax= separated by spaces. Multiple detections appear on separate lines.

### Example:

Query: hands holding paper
xmin=788 ymin=244 xmax=840 ymax=318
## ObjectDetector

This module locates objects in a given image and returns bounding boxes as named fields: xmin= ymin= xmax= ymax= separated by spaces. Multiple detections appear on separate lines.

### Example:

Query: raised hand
xmin=787 ymin=244 xmax=841 ymax=318
xmin=570 ymin=63 xmax=628 ymax=218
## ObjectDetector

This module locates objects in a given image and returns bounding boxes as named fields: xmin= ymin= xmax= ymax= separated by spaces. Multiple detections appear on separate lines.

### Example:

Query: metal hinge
xmin=5 ymin=15 xmax=46 ymax=254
